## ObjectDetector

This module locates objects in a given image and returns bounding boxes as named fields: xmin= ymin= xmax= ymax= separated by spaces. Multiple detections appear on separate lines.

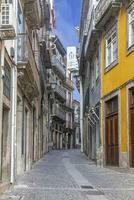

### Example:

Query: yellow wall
xmin=102 ymin=7 xmax=134 ymax=96
xmin=101 ymin=6 xmax=134 ymax=153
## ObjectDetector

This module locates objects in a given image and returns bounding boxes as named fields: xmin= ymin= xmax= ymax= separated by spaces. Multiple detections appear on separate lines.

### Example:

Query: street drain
xmin=81 ymin=185 xmax=94 ymax=189
xmin=82 ymin=190 xmax=104 ymax=196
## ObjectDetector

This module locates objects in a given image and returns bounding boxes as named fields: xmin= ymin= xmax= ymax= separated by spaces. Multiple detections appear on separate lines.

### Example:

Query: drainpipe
xmin=10 ymin=0 xmax=18 ymax=184
xmin=80 ymin=76 xmax=83 ymax=152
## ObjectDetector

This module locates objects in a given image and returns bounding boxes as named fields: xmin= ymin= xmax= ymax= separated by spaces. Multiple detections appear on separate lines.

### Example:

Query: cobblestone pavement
xmin=1 ymin=150 xmax=134 ymax=200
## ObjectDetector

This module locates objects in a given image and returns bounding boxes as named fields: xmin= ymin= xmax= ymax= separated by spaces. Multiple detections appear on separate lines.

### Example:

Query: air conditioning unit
xmin=0 ymin=3 xmax=16 ymax=40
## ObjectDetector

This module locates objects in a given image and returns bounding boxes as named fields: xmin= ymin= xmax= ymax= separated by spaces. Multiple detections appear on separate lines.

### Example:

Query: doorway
xmin=1 ymin=105 xmax=10 ymax=181
xmin=105 ymin=96 xmax=119 ymax=166
xmin=129 ymin=89 xmax=134 ymax=167
xmin=24 ymin=108 xmax=28 ymax=171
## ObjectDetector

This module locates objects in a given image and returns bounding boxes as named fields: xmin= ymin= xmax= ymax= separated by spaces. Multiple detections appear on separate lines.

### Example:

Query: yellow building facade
xmin=99 ymin=1 xmax=134 ymax=168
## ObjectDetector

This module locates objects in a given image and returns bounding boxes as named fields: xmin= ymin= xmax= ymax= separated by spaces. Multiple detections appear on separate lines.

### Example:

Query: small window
xmin=128 ymin=9 xmax=134 ymax=48
xmin=105 ymin=30 xmax=117 ymax=68
xmin=106 ymin=96 xmax=118 ymax=115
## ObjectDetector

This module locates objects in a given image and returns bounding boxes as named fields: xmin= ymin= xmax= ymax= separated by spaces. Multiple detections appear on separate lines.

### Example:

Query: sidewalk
xmin=0 ymin=150 xmax=134 ymax=200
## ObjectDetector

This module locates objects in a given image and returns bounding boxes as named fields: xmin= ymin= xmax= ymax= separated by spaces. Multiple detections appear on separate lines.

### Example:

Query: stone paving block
xmin=2 ymin=150 xmax=134 ymax=200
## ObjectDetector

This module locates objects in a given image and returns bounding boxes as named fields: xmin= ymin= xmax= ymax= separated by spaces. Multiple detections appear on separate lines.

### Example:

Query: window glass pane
xmin=130 ymin=22 xmax=134 ymax=46
xmin=113 ymin=97 xmax=118 ymax=113
xmin=107 ymin=37 xmax=111 ymax=45
xmin=107 ymin=45 xmax=111 ymax=65
xmin=112 ymin=32 xmax=116 ymax=39
xmin=113 ymin=40 xmax=117 ymax=61
xmin=129 ymin=11 xmax=134 ymax=23
xmin=106 ymin=97 xmax=118 ymax=115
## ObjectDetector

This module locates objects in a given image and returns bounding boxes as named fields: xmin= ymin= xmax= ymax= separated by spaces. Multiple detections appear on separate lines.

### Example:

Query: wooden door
xmin=105 ymin=96 xmax=119 ymax=166
xmin=130 ymin=108 xmax=134 ymax=167
xmin=106 ymin=114 xmax=119 ymax=166
xmin=129 ymin=89 xmax=134 ymax=167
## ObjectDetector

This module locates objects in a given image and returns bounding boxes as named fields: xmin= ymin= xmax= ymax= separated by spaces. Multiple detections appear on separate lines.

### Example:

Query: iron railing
xmin=17 ymin=33 xmax=39 ymax=88
xmin=24 ymin=0 xmax=41 ymax=29
xmin=54 ymin=84 xmax=66 ymax=100
xmin=51 ymin=55 xmax=66 ymax=78
xmin=53 ymin=105 xmax=66 ymax=121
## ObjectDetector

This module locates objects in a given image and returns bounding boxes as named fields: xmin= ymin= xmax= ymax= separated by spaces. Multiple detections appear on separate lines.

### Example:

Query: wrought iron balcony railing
xmin=95 ymin=0 xmax=121 ymax=29
xmin=52 ymin=106 xmax=66 ymax=121
xmin=17 ymin=33 xmax=39 ymax=89
xmin=51 ymin=55 xmax=66 ymax=78
xmin=54 ymin=84 xmax=66 ymax=101
xmin=24 ymin=0 xmax=41 ymax=29
xmin=17 ymin=33 xmax=37 ymax=67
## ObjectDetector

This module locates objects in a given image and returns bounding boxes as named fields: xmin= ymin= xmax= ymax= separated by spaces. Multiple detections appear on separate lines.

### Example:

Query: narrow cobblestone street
xmin=1 ymin=150 xmax=134 ymax=200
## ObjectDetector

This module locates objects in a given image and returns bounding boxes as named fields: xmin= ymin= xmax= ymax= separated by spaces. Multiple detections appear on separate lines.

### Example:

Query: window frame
xmin=127 ymin=2 xmax=134 ymax=54
xmin=105 ymin=30 xmax=117 ymax=68
xmin=104 ymin=23 xmax=118 ymax=72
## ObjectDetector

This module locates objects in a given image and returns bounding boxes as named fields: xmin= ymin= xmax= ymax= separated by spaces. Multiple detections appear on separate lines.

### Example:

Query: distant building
xmin=73 ymin=100 xmax=81 ymax=148
xmin=47 ymin=36 xmax=74 ymax=150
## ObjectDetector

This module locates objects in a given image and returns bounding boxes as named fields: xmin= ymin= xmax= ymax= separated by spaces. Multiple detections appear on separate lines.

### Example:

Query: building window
xmin=106 ymin=96 xmax=118 ymax=115
xmin=3 ymin=60 xmax=11 ymax=99
xmin=128 ymin=9 xmax=134 ymax=48
xmin=105 ymin=31 xmax=117 ymax=68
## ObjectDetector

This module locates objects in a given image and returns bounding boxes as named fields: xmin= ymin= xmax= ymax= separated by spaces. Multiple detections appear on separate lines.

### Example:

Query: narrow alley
xmin=1 ymin=150 xmax=134 ymax=200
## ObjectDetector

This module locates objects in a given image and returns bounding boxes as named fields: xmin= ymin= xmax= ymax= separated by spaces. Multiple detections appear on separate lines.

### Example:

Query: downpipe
xmin=80 ymin=77 xmax=83 ymax=153
xmin=10 ymin=0 xmax=18 ymax=184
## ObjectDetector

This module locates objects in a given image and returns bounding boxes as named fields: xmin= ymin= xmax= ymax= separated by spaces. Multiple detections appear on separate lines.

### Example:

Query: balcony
xmin=54 ymin=84 xmax=66 ymax=102
xmin=63 ymin=78 xmax=74 ymax=90
xmin=17 ymin=33 xmax=40 ymax=100
xmin=0 ymin=3 xmax=16 ymax=40
xmin=95 ymin=0 xmax=121 ymax=29
xmin=84 ymin=8 xmax=100 ymax=57
xmin=65 ymin=121 xmax=73 ymax=130
xmin=51 ymin=55 xmax=66 ymax=79
xmin=64 ymin=99 xmax=73 ymax=112
xmin=52 ymin=106 xmax=66 ymax=121
xmin=24 ymin=0 xmax=41 ymax=29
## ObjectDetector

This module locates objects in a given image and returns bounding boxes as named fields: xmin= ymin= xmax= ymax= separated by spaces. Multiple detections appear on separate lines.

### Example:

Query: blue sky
xmin=55 ymin=0 xmax=81 ymax=101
